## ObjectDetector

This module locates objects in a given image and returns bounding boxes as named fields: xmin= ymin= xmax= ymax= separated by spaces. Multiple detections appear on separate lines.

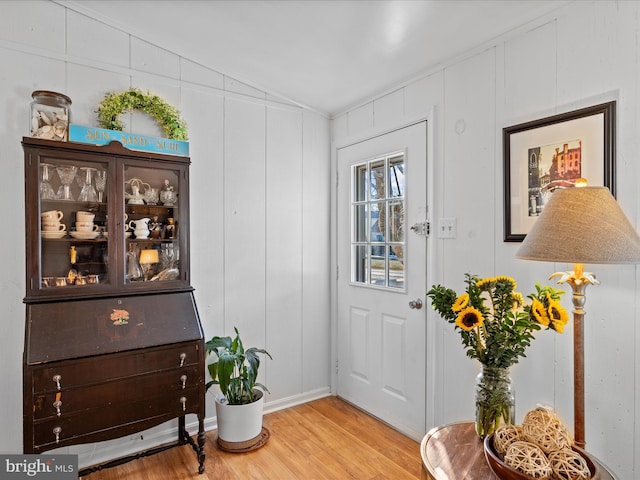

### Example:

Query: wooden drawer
xmin=33 ymin=387 xmax=201 ymax=449
xmin=33 ymin=365 xmax=201 ymax=419
xmin=31 ymin=342 xmax=200 ymax=393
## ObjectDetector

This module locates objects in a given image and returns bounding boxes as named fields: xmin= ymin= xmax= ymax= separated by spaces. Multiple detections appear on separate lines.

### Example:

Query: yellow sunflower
xmin=476 ymin=277 xmax=495 ymax=291
xmin=548 ymin=300 xmax=569 ymax=331
xmin=531 ymin=299 xmax=550 ymax=326
xmin=551 ymin=319 xmax=566 ymax=333
xmin=452 ymin=293 xmax=469 ymax=312
xmin=455 ymin=307 xmax=484 ymax=331
xmin=512 ymin=292 xmax=524 ymax=307
xmin=495 ymin=275 xmax=517 ymax=290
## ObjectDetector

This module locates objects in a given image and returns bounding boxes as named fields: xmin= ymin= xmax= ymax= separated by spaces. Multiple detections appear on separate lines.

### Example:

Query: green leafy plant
xmin=427 ymin=274 xmax=568 ymax=368
xmin=96 ymin=88 xmax=188 ymax=140
xmin=205 ymin=327 xmax=272 ymax=405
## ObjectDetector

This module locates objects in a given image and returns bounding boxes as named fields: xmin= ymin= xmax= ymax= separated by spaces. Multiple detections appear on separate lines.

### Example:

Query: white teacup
xmin=42 ymin=222 xmax=66 ymax=232
xmin=76 ymin=222 xmax=99 ymax=232
xmin=76 ymin=211 xmax=95 ymax=223
xmin=42 ymin=210 xmax=63 ymax=222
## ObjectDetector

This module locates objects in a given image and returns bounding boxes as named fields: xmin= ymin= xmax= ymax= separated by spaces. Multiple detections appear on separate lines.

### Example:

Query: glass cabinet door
xmin=123 ymin=164 xmax=182 ymax=284
xmin=38 ymin=157 xmax=110 ymax=290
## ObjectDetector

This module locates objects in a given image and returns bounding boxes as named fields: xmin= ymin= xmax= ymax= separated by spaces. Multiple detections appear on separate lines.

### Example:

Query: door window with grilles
xmin=351 ymin=152 xmax=405 ymax=290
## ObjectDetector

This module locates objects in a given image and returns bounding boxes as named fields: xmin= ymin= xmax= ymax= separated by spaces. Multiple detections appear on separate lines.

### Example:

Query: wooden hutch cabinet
xmin=22 ymin=137 xmax=205 ymax=475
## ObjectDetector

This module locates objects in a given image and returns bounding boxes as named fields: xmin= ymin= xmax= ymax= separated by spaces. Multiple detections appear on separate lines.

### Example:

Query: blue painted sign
xmin=69 ymin=124 xmax=189 ymax=157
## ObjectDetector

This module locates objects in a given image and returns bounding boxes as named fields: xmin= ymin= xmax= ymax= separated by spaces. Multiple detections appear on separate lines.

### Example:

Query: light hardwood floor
xmin=80 ymin=396 xmax=422 ymax=479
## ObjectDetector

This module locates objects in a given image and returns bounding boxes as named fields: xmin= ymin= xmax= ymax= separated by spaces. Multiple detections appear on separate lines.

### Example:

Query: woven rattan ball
xmin=522 ymin=408 xmax=573 ymax=454
xmin=494 ymin=424 xmax=522 ymax=457
xmin=548 ymin=448 xmax=591 ymax=480
xmin=504 ymin=441 xmax=552 ymax=479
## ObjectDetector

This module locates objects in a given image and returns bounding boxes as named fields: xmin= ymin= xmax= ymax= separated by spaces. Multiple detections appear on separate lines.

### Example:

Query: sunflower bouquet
xmin=428 ymin=274 xmax=568 ymax=368
xmin=428 ymin=273 xmax=569 ymax=437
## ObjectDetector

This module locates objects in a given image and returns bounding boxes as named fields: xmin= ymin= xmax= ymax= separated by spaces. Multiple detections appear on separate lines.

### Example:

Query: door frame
xmin=330 ymin=109 xmax=437 ymax=432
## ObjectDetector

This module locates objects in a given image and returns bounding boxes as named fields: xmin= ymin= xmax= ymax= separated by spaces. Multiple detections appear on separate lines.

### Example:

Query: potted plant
xmin=205 ymin=327 xmax=272 ymax=451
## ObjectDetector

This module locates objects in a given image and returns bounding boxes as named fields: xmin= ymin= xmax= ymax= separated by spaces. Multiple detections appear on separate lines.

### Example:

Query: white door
xmin=337 ymin=122 xmax=428 ymax=440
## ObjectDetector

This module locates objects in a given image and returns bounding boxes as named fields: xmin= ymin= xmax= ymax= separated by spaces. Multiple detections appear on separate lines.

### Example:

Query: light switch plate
xmin=439 ymin=217 xmax=457 ymax=238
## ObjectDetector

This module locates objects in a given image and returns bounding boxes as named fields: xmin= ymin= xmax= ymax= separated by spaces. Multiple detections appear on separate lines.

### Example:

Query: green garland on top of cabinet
xmin=96 ymin=88 xmax=188 ymax=141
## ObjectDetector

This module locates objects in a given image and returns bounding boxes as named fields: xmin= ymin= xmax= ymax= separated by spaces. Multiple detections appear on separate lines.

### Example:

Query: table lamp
xmin=139 ymin=249 xmax=159 ymax=281
xmin=516 ymin=180 xmax=640 ymax=448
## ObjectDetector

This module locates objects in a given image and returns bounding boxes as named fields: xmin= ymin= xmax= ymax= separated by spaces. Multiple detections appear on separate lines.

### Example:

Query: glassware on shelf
xmin=30 ymin=90 xmax=71 ymax=141
xmin=40 ymin=163 xmax=57 ymax=200
xmin=160 ymin=179 xmax=177 ymax=206
xmin=95 ymin=169 xmax=107 ymax=202
xmin=144 ymin=187 xmax=159 ymax=205
xmin=160 ymin=243 xmax=178 ymax=269
xmin=55 ymin=165 xmax=77 ymax=200
xmin=78 ymin=167 xmax=98 ymax=202
xmin=126 ymin=244 xmax=143 ymax=282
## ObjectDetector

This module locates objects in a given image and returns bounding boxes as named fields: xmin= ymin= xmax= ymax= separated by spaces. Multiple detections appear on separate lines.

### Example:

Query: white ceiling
xmin=64 ymin=0 xmax=574 ymax=116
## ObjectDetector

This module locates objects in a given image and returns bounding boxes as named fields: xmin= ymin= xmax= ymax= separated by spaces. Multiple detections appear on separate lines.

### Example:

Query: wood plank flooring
xmin=80 ymin=396 xmax=422 ymax=479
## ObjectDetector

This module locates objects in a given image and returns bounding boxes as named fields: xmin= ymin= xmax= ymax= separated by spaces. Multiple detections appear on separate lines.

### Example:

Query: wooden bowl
xmin=484 ymin=433 xmax=599 ymax=480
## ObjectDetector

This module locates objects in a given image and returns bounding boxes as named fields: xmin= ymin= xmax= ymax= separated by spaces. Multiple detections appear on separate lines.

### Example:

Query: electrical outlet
xmin=439 ymin=217 xmax=457 ymax=238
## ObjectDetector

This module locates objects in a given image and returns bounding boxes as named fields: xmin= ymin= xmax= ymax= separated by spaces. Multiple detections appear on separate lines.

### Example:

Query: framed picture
xmin=503 ymin=101 xmax=616 ymax=242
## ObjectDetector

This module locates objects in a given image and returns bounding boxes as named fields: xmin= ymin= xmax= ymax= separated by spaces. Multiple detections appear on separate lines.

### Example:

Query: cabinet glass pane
xmin=39 ymin=158 xmax=109 ymax=289
xmin=124 ymin=165 xmax=181 ymax=284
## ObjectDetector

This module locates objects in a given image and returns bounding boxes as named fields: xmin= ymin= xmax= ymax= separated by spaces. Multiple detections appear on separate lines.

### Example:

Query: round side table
xmin=421 ymin=422 xmax=496 ymax=480
xmin=420 ymin=421 xmax=618 ymax=480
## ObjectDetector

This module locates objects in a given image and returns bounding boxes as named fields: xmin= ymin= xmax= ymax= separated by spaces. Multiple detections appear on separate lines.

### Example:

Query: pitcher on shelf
xmin=128 ymin=218 xmax=150 ymax=239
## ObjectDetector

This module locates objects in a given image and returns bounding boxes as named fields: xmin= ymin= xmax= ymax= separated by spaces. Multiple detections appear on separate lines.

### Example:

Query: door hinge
xmin=335 ymin=359 xmax=339 ymax=374
xmin=410 ymin=221 xmax=430 ymax=237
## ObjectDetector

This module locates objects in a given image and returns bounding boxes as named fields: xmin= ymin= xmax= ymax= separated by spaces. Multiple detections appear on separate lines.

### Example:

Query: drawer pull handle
xmin=52 ymin=374 xmax=62 ymax=390
xmin=180 ymin=374 xmax=187 ymax=389
xmin=53 ymin=400 xmax=62 ymax=417
xmin=53 ymin=426 xmax=61 ymax=444
xmin=179 ymin=353 xmax=186 ymax=367
xmin=180 ymin=396 xmax=187 ymax=412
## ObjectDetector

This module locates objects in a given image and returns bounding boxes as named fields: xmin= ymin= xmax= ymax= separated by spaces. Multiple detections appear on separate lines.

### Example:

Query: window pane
xmin=389 ymin=155 xmax=404 ymax=197
xmin=370 ymin=160 xmax=385 ymax=200
xmin=354 ymin=204 xmax=367 ymax=242
xmin=389 ymin=200 xmax=404 ymax=242
xmin=353 ymin=245 xmax=368 ymax=283
xmin=388 ymin=247 xmax=405 ymax=289
xmin=354 ymin=164 xmax=368 ymax=202
xmin=371 ymin=201 xmax=384 ymax=242
xmin=369 ymin=245 xmax=386 ymax=286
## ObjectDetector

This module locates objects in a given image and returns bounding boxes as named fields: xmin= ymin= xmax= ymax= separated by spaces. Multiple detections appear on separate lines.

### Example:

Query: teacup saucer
xmin=70 ymin=231 xmax=100 ymax=240
xmin=41 ymin=230 xmax=66 ymax=239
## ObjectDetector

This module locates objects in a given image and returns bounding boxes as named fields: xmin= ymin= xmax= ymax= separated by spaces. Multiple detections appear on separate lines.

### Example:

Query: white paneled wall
xmin=0 ymin=0 xmax=330 ymax=467
xmin=332 ymin=1 xmax=640 ymax=477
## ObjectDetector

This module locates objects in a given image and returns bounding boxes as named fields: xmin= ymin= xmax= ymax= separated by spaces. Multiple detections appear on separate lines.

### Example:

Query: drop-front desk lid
xmin=25 ymin=291 xmax=203 ymax=365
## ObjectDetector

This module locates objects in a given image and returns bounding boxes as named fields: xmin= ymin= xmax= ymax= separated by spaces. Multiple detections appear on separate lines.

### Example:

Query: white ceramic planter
xmin=215 ymin=390 xmax=264 ymax=443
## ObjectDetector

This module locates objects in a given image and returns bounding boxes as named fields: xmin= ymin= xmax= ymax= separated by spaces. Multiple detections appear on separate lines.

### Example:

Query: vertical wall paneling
xmin=66 ymin=10 xmax=130 ymax=69
xmin=302 ymin=111 xmax=332 ymax=393
xmin=224 ymin=98 xmax=267 ymax=347
xmin=265 ymin=106 xmax=303 ymax=398
xmin=183 ymin=88 xmax=225 ymax=416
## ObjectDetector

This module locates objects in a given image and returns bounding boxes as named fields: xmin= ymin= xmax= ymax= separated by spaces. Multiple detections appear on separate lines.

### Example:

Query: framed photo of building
xmin=503 ymin=101 xmax=616 ymax=242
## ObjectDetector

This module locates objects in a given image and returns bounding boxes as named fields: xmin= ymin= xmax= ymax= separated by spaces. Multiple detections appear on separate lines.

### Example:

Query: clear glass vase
xmin=475 ymin=365 xmax=515 ymax=438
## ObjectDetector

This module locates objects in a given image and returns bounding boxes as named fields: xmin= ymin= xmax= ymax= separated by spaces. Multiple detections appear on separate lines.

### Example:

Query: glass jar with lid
xmin=30 ymin=90 xmax=72 ymax=141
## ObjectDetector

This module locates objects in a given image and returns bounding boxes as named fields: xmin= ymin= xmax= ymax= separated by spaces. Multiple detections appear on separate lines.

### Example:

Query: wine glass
xmin=78 ymin=167 xmax=98 ymax=202
xmin=95 ymin=169 xmax=107 ymax=203
xmin=40 ymin=163 xmax=57 ymax=200
xmin=55 ymin=165 xmax=77 ymax=200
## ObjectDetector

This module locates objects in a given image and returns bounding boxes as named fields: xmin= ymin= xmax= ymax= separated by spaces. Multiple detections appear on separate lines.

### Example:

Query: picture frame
xmin=503 ymin=101 xmax=616 ymax=242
